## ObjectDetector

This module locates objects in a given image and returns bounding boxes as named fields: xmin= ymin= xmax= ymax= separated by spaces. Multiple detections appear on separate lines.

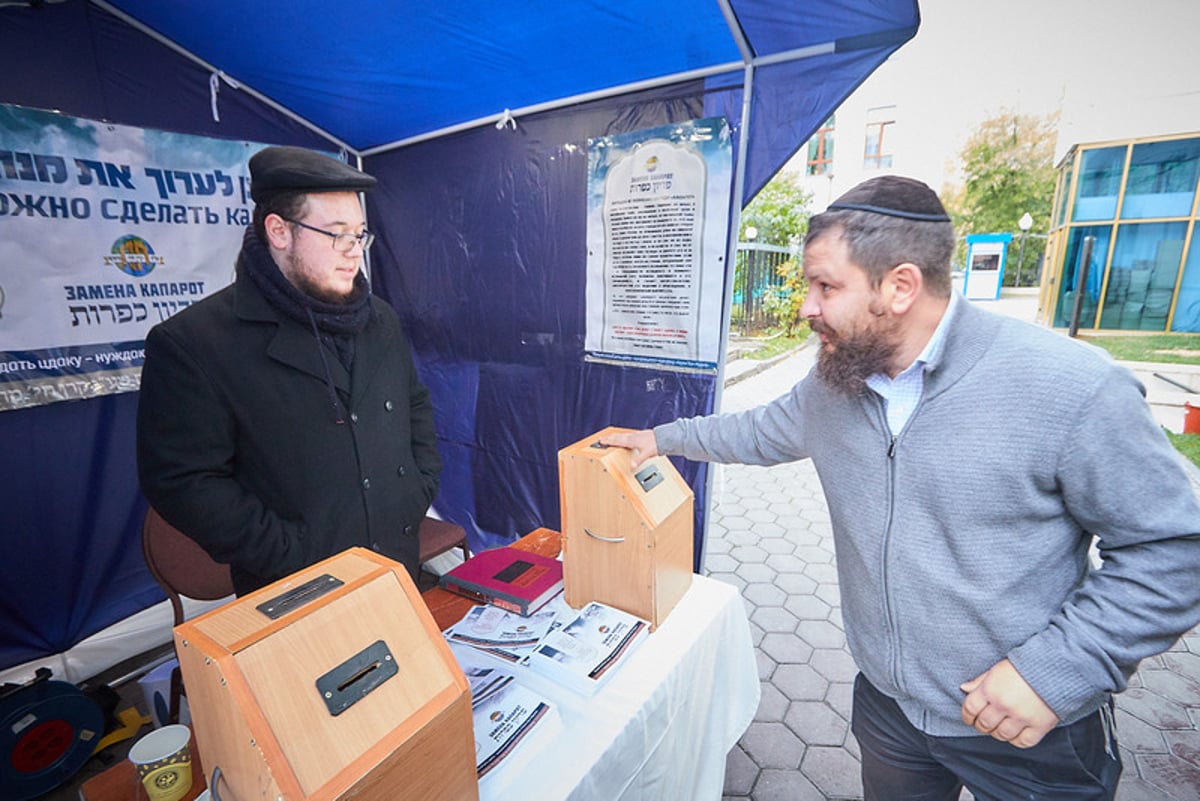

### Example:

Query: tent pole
xmin=717 ymin=85 xmax=756 ymax=400
xmin=715 ymin=0 xmax=754 ymax=62
xmin=691 ymin=0 xmax=755 ymax=575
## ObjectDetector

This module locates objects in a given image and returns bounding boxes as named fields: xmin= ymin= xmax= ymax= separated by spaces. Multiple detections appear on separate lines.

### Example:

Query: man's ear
xmin=263 ymin=213 xmax=292 ymax=250
xmin=883 ymin=262 xmax=923 ymax=314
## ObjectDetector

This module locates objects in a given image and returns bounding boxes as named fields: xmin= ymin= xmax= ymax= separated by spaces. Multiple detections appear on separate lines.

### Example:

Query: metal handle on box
xmin=210 ymin=765 xmax=224 ymax=801
xmin=584 ymin=527 xmax=625 ymax=543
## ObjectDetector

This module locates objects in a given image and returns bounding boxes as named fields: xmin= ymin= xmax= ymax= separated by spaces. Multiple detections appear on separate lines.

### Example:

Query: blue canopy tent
xmin=0 ymin=0 xmax=919 ymax=682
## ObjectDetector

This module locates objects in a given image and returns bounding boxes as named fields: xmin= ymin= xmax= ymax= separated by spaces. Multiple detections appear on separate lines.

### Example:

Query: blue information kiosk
xmin=962 ymin=233 xmax=1013 ymax=301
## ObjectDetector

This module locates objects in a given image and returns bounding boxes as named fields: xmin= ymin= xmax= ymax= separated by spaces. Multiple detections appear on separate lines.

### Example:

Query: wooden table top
xmin=80 ymin=529 xmax=561 ymax=801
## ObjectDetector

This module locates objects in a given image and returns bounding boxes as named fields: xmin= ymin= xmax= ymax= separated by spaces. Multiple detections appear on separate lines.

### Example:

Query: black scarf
xmin=238 ymin=227 xmax=371 ymax=370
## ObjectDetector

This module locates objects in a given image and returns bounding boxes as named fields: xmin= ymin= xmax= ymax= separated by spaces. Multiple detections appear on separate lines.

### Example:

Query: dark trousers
xmin=851 ymin=673 xmax=1121 ymax=801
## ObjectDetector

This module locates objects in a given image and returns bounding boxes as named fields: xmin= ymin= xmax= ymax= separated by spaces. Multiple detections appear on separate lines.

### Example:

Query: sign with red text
xmin=585 ymin=118 xmax=732 ymax=371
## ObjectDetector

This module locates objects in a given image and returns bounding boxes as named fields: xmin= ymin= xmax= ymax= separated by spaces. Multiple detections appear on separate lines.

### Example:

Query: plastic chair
xmin=141 ymin=506 xmax=234 ymax=725
xmin=418 ymin=516 xmax=470 ymax=582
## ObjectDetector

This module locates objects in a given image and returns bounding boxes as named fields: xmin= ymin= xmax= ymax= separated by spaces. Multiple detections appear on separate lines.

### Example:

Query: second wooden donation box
xmin=174 ymin=547 xmax=478 ymax=801
xmin=559 ymin=426 xmax=694 ymax=629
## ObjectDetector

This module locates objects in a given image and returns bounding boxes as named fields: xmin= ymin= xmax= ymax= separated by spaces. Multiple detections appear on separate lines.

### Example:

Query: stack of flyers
xmin=462 ymin=661 xmax=518 ymax=708
xmin=449 ymin=643 xmax=559 ymax=780
xmin=527 ymin=601 xmax=650 ymax=695
xmin=473 ymin=682 xmax=554 ymax=779
xmin=444 ymin=593 xmax=573 ymax=663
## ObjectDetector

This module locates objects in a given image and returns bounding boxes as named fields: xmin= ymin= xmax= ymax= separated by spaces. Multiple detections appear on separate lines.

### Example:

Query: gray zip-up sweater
xmin=656 ymin=299 xmax=1200 ymax=735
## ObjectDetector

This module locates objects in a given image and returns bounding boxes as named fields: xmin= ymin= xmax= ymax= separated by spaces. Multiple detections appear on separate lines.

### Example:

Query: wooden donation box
xmin=559 ymin=426 xmax=694 ymax=629
xmin=174 ymin=547 xmax=478 ymax=801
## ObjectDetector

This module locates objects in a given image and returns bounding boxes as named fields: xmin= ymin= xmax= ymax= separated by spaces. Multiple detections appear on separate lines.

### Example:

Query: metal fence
xmin=731 ymin=242 xmax=793 ymax=333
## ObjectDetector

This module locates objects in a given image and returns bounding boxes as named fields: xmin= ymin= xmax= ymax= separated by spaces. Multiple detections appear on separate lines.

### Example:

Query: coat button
xmin=403 ymin=525 xmax=414 ymax=536
xmin=372 ymin=542 xmax=381 ymax=550
xmin=350 ymin=412 xmax=359 ymax=423
xmin=361 ymin=478 xmax=371 ymax=489
xmin=397 ymin=465 xmax=406 ymax=477
xmin=384 ymin=400 xmax=394 ymax=412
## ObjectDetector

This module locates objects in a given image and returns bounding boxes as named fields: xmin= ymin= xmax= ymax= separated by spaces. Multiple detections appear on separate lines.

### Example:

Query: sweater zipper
xmin=880 ymin=387 xmax=928 ymax=695
xmin=879 ymin=401 xmax=903 ymax=693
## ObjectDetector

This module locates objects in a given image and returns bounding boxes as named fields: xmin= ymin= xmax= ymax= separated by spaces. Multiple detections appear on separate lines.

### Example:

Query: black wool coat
xmin=137 ymin=265 xmax=441 ymax=595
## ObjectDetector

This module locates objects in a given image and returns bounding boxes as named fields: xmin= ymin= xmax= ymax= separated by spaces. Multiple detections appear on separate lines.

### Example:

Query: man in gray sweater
xmin=604 ymin=176 xmax=1200 ymax=799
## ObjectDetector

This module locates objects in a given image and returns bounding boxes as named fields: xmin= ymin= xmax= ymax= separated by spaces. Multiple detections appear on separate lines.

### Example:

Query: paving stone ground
xmin=714 ymin=294 xmax=1200 ymax=801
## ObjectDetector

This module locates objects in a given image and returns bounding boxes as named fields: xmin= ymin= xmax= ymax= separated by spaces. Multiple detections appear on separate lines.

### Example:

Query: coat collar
xmin=233 ymin=263 xmax=395 ymax=400
xmin=922 ymin=295 xmax=1004 ymax=400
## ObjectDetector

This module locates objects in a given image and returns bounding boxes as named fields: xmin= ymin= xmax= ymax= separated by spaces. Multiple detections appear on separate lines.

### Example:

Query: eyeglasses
xmin=281 ymin=217 xmax=375 ymax=253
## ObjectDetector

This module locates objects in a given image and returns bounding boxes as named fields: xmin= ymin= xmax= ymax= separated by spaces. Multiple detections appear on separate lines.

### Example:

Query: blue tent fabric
xmin=0 ymin=1 xmax=331 ymax=152
xmin=366 ymin=84 xmax=718 ymax=554
xmin=740 ymin=48 xmax=906 ymax=198
xmin=0 ymin=0 xmax=918 ymax=674
xmin=0 ymin=394 xmax=161 ymax=668
xmin=0 ymin=2 xmax=328 ymax=672
xmin=101 ymin=1 xmax=744 ymax=153
xmin=98 ymin=0 xmax=918 ymax=203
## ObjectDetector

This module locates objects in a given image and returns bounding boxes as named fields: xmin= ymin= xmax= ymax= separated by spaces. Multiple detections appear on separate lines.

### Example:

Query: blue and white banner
xmin=0 ymin=104 xmax=273 ymax=411
xmin=585 ymin=117 xmax=733 ymax=371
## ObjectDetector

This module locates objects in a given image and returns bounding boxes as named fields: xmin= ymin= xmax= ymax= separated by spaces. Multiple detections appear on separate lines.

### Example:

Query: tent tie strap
xmin=495 ymin=108 xmax=517 ymax=131
xmin=209 ymin=71 xmax=242 ymax=123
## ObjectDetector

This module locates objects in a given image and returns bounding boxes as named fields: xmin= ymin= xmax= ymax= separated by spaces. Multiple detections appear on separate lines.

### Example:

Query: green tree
xmin=739 ymin=173 xmax=812 ymax=247
xmin=737 ymin=173 xmax=813 ymax=333
xmin=945 ymin=110 xmax=1058 ymax=285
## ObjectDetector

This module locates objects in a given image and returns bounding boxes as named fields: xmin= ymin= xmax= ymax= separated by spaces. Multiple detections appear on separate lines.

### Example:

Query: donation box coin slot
xmin=256 ymin=574 xmax=344 ymax=619
xmin=634 ymin=465 xmax=663 ymax=492
xmin=315 ymin=640 xmax=397 ymax=717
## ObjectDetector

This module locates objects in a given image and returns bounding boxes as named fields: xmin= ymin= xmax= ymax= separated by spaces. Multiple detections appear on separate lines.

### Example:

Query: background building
xmin=784 ymin=96 xmax=912 ymax=212
xmin=1040 ymin=132 xmax=1200 ymax=333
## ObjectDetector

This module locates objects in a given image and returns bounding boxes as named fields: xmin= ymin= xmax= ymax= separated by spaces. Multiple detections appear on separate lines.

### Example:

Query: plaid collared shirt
xmin=866 ymin=292 xmax=959 ymax=435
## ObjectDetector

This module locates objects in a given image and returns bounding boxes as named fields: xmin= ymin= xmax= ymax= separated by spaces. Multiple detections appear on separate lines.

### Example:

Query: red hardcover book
xmin=439 ymin=546 xmax=564 ymax=616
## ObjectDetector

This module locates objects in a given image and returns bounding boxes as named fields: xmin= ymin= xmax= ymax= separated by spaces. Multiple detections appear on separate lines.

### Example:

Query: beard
xmin=811 ymin=313 xmax=901 ymax=396
xmin=285 ymin=250 xmax=363 ymax=305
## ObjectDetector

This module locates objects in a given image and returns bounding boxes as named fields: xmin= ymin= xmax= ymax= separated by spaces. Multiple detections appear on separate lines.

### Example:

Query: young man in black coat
xmin=137 ymin=146 xmax=442 ymax=595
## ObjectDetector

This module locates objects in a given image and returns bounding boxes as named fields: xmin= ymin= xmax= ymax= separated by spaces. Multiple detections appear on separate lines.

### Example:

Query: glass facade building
xmin=1041 ymin=132 xmax=1200 ymax=333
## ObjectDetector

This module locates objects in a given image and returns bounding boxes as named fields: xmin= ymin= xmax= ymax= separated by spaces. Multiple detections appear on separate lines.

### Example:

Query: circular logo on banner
xmin=107 ymin=235 xmax=161 ymax=277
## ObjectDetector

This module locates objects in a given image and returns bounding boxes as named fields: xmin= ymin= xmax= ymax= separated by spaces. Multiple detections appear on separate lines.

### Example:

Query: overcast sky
xmin=855 ymin=0 xmax=1200 ymax=188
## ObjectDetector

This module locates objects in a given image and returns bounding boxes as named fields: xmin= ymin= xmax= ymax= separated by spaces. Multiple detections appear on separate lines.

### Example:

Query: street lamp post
xmin=1015 ymin=212 xmax=1033 ymax=288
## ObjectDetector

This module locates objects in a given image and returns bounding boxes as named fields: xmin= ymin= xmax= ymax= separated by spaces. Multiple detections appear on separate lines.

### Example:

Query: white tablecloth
xmin=481 ymin=575 xmax=760 ymax=801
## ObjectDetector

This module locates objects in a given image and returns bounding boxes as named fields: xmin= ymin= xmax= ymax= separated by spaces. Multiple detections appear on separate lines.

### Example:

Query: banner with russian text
xmin=584 ymin=117 xmax=732 ymax=371
xmin=0 ymin=103 xmax=271 ymax=411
